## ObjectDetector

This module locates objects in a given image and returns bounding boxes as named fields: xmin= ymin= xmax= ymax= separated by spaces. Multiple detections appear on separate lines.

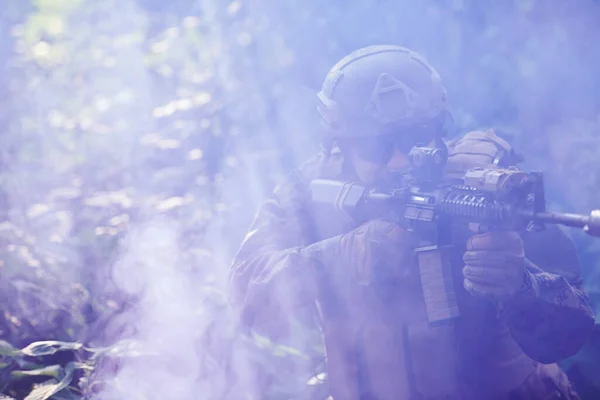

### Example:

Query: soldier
xmin=229 ymin=45 xmax=595 ymax=400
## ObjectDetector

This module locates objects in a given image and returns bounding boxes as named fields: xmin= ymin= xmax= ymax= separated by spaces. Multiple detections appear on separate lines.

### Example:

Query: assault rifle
xmin=310 ymin=146 xmax=600 ymax=325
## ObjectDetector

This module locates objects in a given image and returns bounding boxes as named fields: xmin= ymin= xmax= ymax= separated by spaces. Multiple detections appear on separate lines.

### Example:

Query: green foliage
xmin=1 ymin=340 xmax=87 ymax=399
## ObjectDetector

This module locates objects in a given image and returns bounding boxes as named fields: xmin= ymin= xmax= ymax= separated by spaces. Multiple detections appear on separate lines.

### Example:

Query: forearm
xmin=502 ymin=260 xmax=595 ymax=363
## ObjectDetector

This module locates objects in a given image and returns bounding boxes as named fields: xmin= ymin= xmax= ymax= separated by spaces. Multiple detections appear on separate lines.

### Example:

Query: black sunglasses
xmin=349 ymin=124 xmax=439 ymax=163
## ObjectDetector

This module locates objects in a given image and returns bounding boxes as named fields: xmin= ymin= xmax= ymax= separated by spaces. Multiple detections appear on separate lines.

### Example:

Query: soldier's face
xmin=346 ymin=145 xmax=410 ymax=185
xmin=340 ymin=125 xmax=441 ymax=185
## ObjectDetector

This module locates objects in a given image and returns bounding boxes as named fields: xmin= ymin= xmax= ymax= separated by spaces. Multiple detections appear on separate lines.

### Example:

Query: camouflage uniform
xmin=229 ymin=130 xmax=595 ymax=400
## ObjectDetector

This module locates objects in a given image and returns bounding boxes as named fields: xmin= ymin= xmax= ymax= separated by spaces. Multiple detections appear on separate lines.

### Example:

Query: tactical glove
xmin=462 ymin=231 xmax=527 ymax=301
xmin=445 ymin=129 xmax=516 ymax=180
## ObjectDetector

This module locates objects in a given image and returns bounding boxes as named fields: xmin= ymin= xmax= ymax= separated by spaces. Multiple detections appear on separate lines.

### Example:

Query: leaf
xmin=88 ymin=339 xmax=158 ymax=361
xmin=20 ymin=341 xmax=83 ymax=357
xmin=12 ymin=362 xmax=91 ymax=381
xmin=83 ymin=191 xmax=132 ymax=208
xmin=14 ymin=358 xmax=46 ymax=371
xmin=24 ymin=362 xmax=75 ymax=400
xmin=26 ymin=203 xmax=52 ymax=219
xmin=0 ymin=341 xmax=19 ymax=357
xmin=155 ymin=195 xmax=193 ymax=212
xmin=272 ymin=344 xmax=308 ymax=359
xmin=47 ymin=389 xmax=81 ymax=400
xmin=249 ymin=332 xmax=308 ymax=359
xmin=11 ymin=365 xmax=61 ymax=379
xmin=306 ymin=372 xmax=327 ymax=386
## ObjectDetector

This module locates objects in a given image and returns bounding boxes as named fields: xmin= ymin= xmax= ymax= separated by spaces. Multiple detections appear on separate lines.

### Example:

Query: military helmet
xmin=317 ymin=45 xmax=448 ymax=140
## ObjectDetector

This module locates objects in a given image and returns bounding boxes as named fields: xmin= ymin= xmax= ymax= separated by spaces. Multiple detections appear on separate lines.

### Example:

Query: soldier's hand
xmin=304 ymin=219 xmax=416 ymax=286
xmin=462 ymin=231 xmax=526 ymax=301
xmin=444 ymin=129 xmax=517 ymax=181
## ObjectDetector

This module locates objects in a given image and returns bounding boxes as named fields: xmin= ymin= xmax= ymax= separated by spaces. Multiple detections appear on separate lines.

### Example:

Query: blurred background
xmin=1 ymin=0 xmax=600 ymax=398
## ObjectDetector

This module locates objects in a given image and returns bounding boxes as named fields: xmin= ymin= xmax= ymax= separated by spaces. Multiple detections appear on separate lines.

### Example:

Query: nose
xmin=387 ymin=149 xmax=409 ymax=170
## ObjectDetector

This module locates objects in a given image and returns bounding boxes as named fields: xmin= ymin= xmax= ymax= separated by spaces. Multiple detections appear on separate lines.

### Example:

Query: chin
xmin=357 ymin=173 xmax=384 ymax=187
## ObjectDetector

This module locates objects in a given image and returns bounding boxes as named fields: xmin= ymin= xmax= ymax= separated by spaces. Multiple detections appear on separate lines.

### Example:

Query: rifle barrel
xmin=533 ymin=210 xmax=600 ymax=237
